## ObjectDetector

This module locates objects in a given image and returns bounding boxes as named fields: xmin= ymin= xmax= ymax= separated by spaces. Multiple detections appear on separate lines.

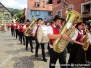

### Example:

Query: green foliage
xmin=7 ymin=7 xmax=25 ymax=22
xmin=15 ymin=11 xmax=25 ymax=22
xmin=7 ymin=7 xmax=21 ymax=14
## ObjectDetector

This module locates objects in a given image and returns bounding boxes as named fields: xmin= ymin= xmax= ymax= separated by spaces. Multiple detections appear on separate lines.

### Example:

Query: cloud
xmin=0 ymin=0 xmax=27 ymax=9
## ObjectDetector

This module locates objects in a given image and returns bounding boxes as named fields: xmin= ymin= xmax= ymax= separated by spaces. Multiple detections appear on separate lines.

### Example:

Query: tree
xmin=15 ymin=11 xmax=25 ymax=22
xmin=7 ymin=7 xmax=25 ymax=22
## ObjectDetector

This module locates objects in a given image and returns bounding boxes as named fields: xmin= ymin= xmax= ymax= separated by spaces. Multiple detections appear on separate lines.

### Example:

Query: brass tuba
xmin=53 ymin=10 xmax=82 ymax=53
xmin=83 ymin=29 xmax=90 ymax=51
xmin=24 ymin=18 xmax=37 ymax=36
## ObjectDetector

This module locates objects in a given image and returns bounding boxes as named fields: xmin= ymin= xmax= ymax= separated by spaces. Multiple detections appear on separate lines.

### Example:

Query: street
xmin=0 ymin=31 xmax=70 ymax=68
xmin=1 ymin=31 xmax=91 ymax=68
xmin=0 ymin=31 xmax=48 ymax=68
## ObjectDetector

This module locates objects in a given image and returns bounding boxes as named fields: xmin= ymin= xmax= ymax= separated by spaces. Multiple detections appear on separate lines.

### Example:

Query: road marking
xmin=0 ymin=41 xmax=17 ymax=68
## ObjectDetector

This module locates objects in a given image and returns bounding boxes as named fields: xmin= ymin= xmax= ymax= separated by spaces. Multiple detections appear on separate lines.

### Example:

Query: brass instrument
xmin=24 ymin=18 xmax=36 ymax=36
xmin=83 ymin=29 xmax=90 ymax=51
xmin=53 ymin=10 xmax=82 ymax=53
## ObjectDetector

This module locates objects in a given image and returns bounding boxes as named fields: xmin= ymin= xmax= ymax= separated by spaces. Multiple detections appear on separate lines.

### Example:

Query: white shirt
xmin=47 ymin=25 xmax=57 ymax=48
xmin=23 ymin=25 xmax=26 ymax=29
xmin=71 ymin=29 xmax=83 ymax=40
xmin=33 ymin=24 xmax=40 ymax=34
xmin=87 ymin=33 xmax=91 ymax=42
xmin=14 ymin=24 xmax=16 ymax=26
xmin=47 ymin=25 xmax=56 ymax=35
xmin=17 ymin=25 xmax=20 ymax=29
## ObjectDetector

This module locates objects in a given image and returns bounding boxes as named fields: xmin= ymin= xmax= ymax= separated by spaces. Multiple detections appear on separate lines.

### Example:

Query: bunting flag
xmin=23 ymin=8 xmax=26 ymax=15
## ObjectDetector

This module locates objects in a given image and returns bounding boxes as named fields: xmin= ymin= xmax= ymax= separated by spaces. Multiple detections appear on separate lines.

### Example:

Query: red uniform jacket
xmin=49 ymin=25 xmax=59 ymax=46
xmin=76 ymin=31 xmax=84 ymax=43
xmin=19 ymin=25 xmax=24 ymax=32
xmin=11 ymin=23 xmax=15 ymax=29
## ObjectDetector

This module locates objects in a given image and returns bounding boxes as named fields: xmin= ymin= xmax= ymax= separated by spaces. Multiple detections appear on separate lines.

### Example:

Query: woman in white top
xmin=68 ymin=22 xmax=86 ymax=64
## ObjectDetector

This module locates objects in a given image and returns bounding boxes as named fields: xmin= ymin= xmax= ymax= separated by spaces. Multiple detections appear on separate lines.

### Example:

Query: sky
xmin=0 ymin=0 xmax=27 ymax=9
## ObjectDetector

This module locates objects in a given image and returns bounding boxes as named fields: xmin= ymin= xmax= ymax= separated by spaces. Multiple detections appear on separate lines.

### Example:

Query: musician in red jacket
xmin=11 ymin=21 xmax=15 ymax=36
xmin=19 ymin=23 xmax=25 ymax=45
xmin=47 ymin=16 xmax=69 ymax=68
xmin=15 ymin=21 xmax=19 ymax=39
xmin=24 ymin=20 xmax=34 ymax=53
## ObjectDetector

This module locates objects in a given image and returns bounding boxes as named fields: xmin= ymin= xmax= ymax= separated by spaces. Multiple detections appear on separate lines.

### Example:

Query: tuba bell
xmin=24 ymin=18 xmax=37 ymax=36
xmin=53 ymin=10 xmax=82 ymax=53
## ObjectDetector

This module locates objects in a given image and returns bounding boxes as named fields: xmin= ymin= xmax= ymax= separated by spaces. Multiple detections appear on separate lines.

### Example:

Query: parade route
xmin=0 ymin=31 xmax=91 ymax=68
xmin=0 ymin=31 xmax=71 ymax=68
xmin=0 ymin=31 xmax=51 ymax=68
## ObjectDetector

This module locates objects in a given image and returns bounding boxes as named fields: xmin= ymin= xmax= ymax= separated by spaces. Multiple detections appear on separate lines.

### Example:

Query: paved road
xmin=1 ymin=31 xmax=89 ymax=68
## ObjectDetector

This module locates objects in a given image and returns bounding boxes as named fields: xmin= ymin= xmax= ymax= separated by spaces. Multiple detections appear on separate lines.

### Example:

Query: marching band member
xmin=32 ymin=18 xmax=47 ymax=62
xmin=86 ymin=25 xmax=91 ymax=62
xmin=19 ymin=23 xmax=25 ymax=45
xmin=11 ymin=21 xmax=15 ymax=37
xmin=15 ymin=21 xmax=19 ymax=39
xmin=47 ymin=16 xmax=69 ymax=68
xmin=25 ymin=20 xmax=33 ymax=53
xmin=68 ymin=22 xmax=86 ymax=65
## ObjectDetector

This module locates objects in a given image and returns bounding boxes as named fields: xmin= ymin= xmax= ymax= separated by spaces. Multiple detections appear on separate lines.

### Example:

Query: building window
xmin=35 ymin=2 xmax=40 ymax=7
xmin=48 ymin=11 xmax=52 ymax=16
xmin=35 ymin=11 xmax=40 ymax=16
xmin=66 ymin=4 xmax=74 ymax=11
xmin=56 ymin=10 xmax=62 ymax=17
xmin=5 ymin=14 xmax=9 ymax=18
xmin=82 ymin=4 xmax=90 ymax=14
xmin=81 ymin=2 xmax=91 ymax=14
xmin=0 ymin=7 xmax=4 ymax=11
xmin=0 ymin=14 xmax=3 ymax=18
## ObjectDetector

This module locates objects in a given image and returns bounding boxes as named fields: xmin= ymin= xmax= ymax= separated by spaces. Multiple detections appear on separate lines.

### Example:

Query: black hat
xmin=53 ymin=15 xmax=60 ymax=21
xmin=53 ymin=15 xmax=65 ymax=22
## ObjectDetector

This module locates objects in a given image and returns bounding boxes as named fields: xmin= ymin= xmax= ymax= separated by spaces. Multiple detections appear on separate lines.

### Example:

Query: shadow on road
xmin=11 ymin=53 xmax=50 ymax=68
xmin=12 ymin=56 xmax=34 ymax=68
xmin=5 ymin=48 xmax=26 ymax=55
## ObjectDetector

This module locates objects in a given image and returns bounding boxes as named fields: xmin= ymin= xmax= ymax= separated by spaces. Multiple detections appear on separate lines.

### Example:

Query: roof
xmin=0 ymin=2 xmax=13 ymax=16
xmin=28 ymin=0 xmax=52 ymax=11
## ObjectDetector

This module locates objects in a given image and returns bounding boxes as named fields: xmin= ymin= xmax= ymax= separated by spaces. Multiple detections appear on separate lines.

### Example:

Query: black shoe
xmin=31 ymin=50 xmax=33 ymax=53
xmin=26 ymin=48 xmax=28 ymax=51
xmin=35 ymin=54 xmax=38 ymax=57
xmin=43 ymin=58 xmax=47 ymax=62
xmin=23 ymin=43 xmax=25 ymax=45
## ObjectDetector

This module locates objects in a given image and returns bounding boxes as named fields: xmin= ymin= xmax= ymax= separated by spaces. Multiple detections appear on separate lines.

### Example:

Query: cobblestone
xmin=0 ymin=31 xmax=70 ymax=68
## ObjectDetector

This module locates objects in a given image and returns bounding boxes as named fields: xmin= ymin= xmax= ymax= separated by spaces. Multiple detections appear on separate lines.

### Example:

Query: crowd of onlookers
xmin=0 ymin=23 xmax=11 ymax=32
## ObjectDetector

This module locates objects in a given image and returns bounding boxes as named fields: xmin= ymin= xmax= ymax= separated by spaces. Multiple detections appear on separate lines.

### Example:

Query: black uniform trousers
xmin=25 ymin=36 xmax=33 ymax=51
xmin=86 ymin=45 xmax=91 ymax=62
xmin=19 ymin=32 xmax=25 ymax=44
xmin=49 ymin=47 xmax=66 ymax=68
xmin=15 ymin=29 xmax=19 ymax=39
xmin=68 ymin=43 xmax=86 ymax=64
xmin=11 ymin=28 xmax=15 ymax=37
xmin=35 ymin=38 xmax=45 ymax=59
